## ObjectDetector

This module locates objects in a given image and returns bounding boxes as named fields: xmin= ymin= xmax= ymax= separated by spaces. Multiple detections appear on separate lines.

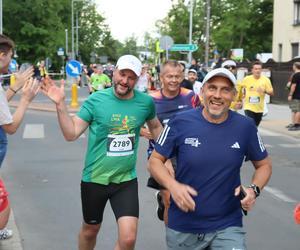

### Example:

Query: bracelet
xmin=9 ymin=87 xmax=17 ymax=93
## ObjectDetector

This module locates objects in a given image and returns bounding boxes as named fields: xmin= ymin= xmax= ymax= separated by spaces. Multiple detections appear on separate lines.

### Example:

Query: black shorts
xmin=244 ymin=110 xmax=263 ymax=127
xmin=81 ymin=178 xmax=139 ymax=225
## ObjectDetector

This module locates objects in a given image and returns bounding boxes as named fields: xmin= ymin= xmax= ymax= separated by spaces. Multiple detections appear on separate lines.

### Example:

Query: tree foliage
xmin=2 ymin=0 xmax=122 ymax=69
xmin=156 ymin=0 xmax=273 ymax=62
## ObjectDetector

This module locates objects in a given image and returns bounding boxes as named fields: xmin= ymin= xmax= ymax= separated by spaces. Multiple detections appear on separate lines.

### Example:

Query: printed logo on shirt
xmin=178 ymin=105 xmax=188 ymax=109
xmin=231 ymin=142 xmax=240 ymax=149
xmin=184 ymin=138 xmax=201 ymax=147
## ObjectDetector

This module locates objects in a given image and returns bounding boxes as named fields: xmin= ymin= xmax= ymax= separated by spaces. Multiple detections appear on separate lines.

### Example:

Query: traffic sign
xmin=159 ymin=36 xmax=174 ymax=50
xmin=66 ymin=60 xmax=82 ymax=77
xmin=170 ymin=44 xmax=198 ymax=52
xmin=9 ymin=59 xmax=18 ymax=72
xmin=57 ymin=47 xmax=64 ymax=56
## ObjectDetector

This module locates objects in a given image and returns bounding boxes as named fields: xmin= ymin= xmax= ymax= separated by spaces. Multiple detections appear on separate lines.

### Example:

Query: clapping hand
xmin=14 ymin=66 xmax=34 ymax=91
xmin=41 ymin=78 xmax=65 ymax=104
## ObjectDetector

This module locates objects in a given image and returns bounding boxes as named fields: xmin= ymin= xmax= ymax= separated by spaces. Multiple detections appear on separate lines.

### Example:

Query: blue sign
xmin=9 ymin=59 xmax=18 ymax=72
xmin=66 ymin=60 xmax=82 ymax=77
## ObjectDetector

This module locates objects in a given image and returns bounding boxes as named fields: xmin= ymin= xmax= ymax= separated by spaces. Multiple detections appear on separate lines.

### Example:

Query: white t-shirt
xmin=135 ymin=74 xmax=148 ymax=93
xmin=0 ymin=85 xmax=13 ymax=125
xmin=193 ymin=81 xmax=203 ymax=95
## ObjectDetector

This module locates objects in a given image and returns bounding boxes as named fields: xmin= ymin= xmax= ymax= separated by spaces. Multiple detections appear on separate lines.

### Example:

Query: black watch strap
xmin=248 ymin=184 xmax=260 ymax=198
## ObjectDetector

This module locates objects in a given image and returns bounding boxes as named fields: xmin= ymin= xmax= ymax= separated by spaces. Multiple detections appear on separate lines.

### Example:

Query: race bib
xmin=249 ymin=96 xmax=260 ymax=104
xmin=107 ymin=134 xmax=135 ymax=156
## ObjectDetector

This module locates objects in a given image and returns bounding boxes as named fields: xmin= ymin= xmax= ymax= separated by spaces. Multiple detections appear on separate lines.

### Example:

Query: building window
xmin=278 ymin=44 xmax=282 ymax=62
xmin=291 ymin=43 xmax=299 ymax=58
xmin=294 ymin=0 xmax=300 ymax=25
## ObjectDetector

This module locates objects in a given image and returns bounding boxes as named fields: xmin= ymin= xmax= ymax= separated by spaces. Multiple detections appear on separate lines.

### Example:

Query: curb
xmin=0 ymin=211 xmax=23 ymax=250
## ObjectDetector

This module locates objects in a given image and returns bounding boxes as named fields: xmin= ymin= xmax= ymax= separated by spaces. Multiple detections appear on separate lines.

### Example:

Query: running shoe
xmin=0 ymin=228 xmax=13 ymax=240
xmin=285 ymin=123 xmax=294 ymax=128
xmin=156 ymin=191 xmax=164 ymax=221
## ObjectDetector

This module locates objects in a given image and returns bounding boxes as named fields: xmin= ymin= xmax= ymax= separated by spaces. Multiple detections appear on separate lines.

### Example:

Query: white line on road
xmin=278 ymin=144 xmax=300 ymax=148
xmin=23 ymin=124 xmax=44 ymax=138
xmin=264 ymin=186 xmax=297 ymax=203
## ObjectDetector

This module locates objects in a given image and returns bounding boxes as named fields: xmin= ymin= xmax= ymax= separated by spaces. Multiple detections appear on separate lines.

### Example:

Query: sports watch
xmin=248 ymin=184 xmax=260 ymax=198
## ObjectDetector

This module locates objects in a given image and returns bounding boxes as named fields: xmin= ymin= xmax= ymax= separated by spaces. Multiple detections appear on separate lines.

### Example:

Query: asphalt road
xmin=1 ymin=109 xmax=300 ymax=249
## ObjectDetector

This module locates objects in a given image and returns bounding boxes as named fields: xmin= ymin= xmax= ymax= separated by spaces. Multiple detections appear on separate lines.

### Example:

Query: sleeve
xmin=245 ymin=123 xmax=268 ymax=161
xmin=146 ymin=97 xmax=156 ymax=121
xmin=0 ymin=90 xmax=13 ymax=125
xmin=76 ymin=96 xmax=94 ymax=123
xmin=264 ymin=77 xmax=273 ymax=92
xmin=154 ymin=117 xmax=178 ymax=159
xmin=291 ymin=74 xmax=300 ymax=84
xmin=191 ymin=92 xmax=201 ymax=107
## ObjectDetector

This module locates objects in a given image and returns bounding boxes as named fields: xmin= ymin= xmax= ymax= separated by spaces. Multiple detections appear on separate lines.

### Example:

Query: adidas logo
xmin=231 ymin=142 xmax=240 ymax=149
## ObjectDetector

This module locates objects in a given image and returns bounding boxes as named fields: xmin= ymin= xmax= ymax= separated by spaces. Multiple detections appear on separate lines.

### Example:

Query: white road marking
xmin=23 ymin=124 xmax=44 ymax=138
xmin=264 ymin=144 xmax=273 ymax=148
xmin=278 ymin=144 xmax=300 ymax=148
xmin=264 ymin=186 xmax=297 ymax=203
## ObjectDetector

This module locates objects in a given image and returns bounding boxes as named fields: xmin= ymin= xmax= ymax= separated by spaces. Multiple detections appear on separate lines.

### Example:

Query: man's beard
xmin=114 ymin=82 xmax=133 ymax=96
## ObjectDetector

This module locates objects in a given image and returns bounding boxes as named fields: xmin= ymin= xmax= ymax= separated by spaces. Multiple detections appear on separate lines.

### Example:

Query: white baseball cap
xmin=221 ymin=60 xmax=237 ymax=68
xmin=116 ymin=55 xmax=142 ymax=77
xmin=202 ymin=68 xmax=237 ymax=86
xmin=188 ymin=69 xmax=197 ymax=74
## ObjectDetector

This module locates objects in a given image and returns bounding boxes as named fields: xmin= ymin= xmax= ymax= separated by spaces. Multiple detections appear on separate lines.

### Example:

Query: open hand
xmin=41 ymin=78 xmax=65 ymax=104
xmin=14 ymin=66 xmax=34 ymax=91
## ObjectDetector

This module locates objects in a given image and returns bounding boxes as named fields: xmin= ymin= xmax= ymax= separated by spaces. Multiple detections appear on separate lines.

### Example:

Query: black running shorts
xmin=81 ymin=178 xmax=139 ymax=225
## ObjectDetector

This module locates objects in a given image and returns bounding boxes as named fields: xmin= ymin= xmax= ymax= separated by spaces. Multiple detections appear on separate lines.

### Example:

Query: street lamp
xmin=205 ymin=0 xmax=211 ymax=67
xmin=65 ymin=29 xmax=68 ymax=58
xmin=188 ymin=0 xmax=194 ymax=64
xmin=71 ymin=0 xmax=85 ymax=60
xmin=0 ymin=0 xmax=3 ymax=34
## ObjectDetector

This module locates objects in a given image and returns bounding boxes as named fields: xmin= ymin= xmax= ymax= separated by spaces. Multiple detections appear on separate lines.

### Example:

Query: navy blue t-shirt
xmin=155 ymin=108 xmax=268 ymax=233
xmin=147 ymin=88 xmax=200 ymax=157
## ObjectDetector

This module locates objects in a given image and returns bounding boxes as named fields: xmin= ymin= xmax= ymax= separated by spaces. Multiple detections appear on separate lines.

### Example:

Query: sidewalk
xmin=2 ymin=101 xmax=299 ymax=250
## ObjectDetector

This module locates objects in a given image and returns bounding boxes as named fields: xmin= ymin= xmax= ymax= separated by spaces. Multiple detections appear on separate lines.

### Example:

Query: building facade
xmin=273 ymin=0 xmax=300 ymax=62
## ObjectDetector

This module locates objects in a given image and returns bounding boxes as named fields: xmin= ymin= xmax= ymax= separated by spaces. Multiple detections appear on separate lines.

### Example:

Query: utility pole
xmin=188 ymin=0 xmax=194 ymax=64
xmin=0 ymin=0 xmax=2 ymax=34
xmin=76 ymin=11 xmax=79 ymax=59
xmin=71 ymin=0 xmax=75 ymax=59
xmin=65 ymin=29 xmax=68 ymax=59
xmin=205 ymin=0 xmax=211 ymax=67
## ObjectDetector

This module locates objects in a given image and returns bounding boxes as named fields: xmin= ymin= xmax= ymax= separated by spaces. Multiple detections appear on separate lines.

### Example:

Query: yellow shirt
xmin=230 ymin=80 xmax=243 ymax=111
xmin=241 ymin=75 xmax=273 ymax=113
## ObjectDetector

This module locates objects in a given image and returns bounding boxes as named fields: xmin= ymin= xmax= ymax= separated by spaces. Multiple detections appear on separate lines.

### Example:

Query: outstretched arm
xmin=41 ymin=79 xmax=88 ymax=141
xmin=2 ymin=78 xmax=40 ymax=134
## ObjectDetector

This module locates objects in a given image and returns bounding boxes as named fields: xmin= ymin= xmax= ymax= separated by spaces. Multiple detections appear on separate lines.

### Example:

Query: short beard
xmin=114 ymin=82 xmax=133 ymax=96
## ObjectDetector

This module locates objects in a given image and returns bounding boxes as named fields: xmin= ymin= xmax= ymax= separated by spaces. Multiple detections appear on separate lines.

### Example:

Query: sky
xmin=95 ymin=0 xmax=172 ymax=44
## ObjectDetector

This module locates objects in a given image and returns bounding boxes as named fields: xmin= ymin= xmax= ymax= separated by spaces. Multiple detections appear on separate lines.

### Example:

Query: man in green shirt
xmin=41 ymin=55 xmax=162 ymax=250
xmin=90 ymin=64 xmax=111 ymax=92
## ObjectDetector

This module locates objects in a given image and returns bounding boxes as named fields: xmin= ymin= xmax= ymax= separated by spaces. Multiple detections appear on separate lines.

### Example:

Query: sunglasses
xmin=224 ymin=65 xmax=236 ymax=70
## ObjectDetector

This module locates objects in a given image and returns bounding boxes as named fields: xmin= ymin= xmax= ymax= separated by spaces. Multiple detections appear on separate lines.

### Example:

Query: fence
xmin=237 ymin=58 xmax=300 ymax=104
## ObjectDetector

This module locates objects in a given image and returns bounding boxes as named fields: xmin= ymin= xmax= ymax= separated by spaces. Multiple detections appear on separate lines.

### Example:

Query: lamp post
xmin=65 ymin=29 xmax=68 ymax=59
xmin=72 ymin=0 xmax=86 ymax=60
xmin=188 ymin=0 xmax=194 ymax=64
xmin=0 ymin=0 xmax=3 ymax=34
xmin=205 ymin=0 xmax=211 ymax=67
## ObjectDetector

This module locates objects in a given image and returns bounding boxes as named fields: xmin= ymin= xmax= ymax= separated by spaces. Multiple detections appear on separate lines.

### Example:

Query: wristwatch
xmin=248 ymin=184 xmax=260 ymax=198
